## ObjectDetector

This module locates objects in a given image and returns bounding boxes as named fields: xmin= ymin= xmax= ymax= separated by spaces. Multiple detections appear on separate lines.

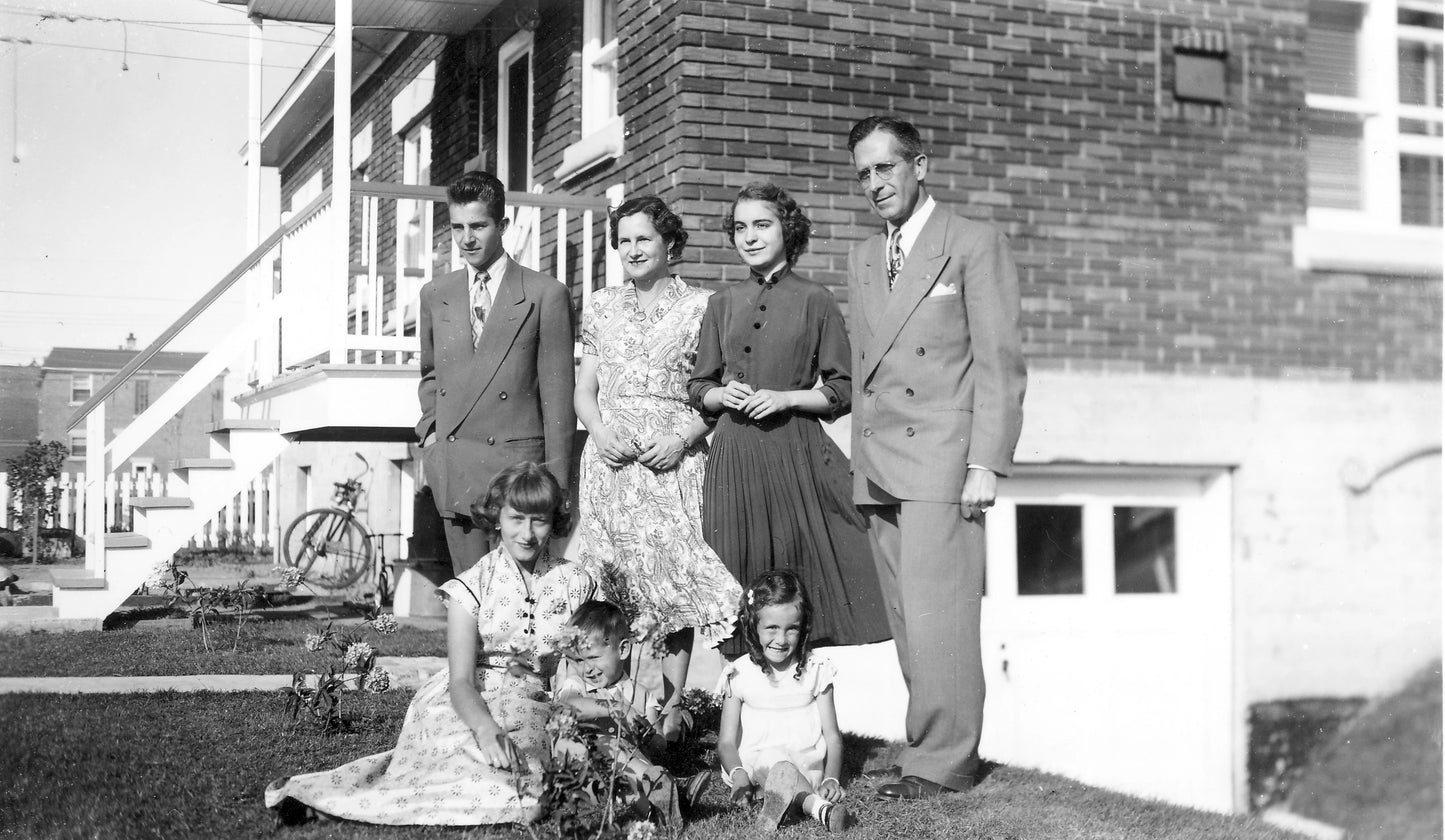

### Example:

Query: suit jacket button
xmin=487 ymin=437 xmax=495 ymax=445
xmin=862 ymin=428 xmax=873 ymax=437
xmin=447 ymin=435 xmax=456 ymax=442
xmin=500 ymin=392 xmax=508 ymax=400
xmin=906 ymin=427 xmax=915 ymax=437
xmin=440 ymin=388 xmax=447 ymax=396
xmin=905 ymin=388 xmax=914 ymax=396
xmin=864 ymin=388 xmax=874 ymax=396
xmin=916 ymin=347 xmax=925 ymax=356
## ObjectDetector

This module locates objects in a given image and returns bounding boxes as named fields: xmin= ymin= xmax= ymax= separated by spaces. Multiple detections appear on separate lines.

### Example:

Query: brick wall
xmin=37 ymin=370 xmax=223 ymax=472
xmin=272 ymin=0 xmax=1440 ymax=382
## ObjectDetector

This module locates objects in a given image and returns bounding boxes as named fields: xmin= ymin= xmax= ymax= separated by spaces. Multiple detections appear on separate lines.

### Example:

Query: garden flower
xmin=545 ymin=703 xmax=580 ymax=741
xmin=371 ymin=613 xmax=399 ymax=634
xmin=343 ymin=641 xmax=375 ymax=670
xmin=507 ymin=634 xmax=538 ymax=656
xmin=547 ymin=624 xmax=584 ymax=654
xmin=364 ymin=668 xmax=392 ymax=693
xmin=630 ymin=612 xmax=657 ymax=643
xmin=273 ymin=566 xmax=304 ymax=589
xmin=303 ymin=633 xmax=327 ymax=652
xmin=626 ymin=821 xmax=657 ymax=840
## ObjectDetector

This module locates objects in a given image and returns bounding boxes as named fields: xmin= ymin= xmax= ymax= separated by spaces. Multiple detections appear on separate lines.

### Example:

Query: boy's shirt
xmin=555 ymin=671 xmax=663 ymax=724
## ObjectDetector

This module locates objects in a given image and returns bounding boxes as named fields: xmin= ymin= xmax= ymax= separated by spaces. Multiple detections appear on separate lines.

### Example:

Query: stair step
xmin=173 ymin=458 xmax=235 ymax=470
xmin=105 ymin=533 xmax=150 ymax=549
xmin=130 ymin=497 xmax=193 ymax=510
xmin=210 ymin=418 xmax=281 ymax=433
xmin=49 ymin=570 xmax=106 ymax=590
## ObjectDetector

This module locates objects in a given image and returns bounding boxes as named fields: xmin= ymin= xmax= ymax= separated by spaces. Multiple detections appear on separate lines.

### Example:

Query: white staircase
xmin=46 ymin=420 xmax=288 ymax=620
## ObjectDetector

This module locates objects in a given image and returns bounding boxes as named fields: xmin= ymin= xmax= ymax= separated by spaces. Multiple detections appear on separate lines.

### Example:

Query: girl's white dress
xmin=716 ymin=655 xmax=837 ymax=787
xmin=264 ymin=549 xmax=595 ymax=825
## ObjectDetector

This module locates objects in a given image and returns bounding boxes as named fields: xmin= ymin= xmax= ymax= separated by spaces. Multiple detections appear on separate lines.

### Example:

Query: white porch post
xmin=330 ymin=0 xmax=353 ymax=363
xmin=84 ymin=403 xmax=106 ymax=575
xmin=246 ymin=15 xmax=263 ymax=251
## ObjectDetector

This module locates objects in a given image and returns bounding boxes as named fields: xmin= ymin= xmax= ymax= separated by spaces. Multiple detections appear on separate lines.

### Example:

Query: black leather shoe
xmin=862 ymin=763 xmax=902 ymax=780
xmin=876 ymin=775 xmax=958 ymax=800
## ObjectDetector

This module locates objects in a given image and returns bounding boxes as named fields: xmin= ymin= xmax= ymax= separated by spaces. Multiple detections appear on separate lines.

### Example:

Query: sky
xmin=0 ymin=0 xmax=329 ymax=366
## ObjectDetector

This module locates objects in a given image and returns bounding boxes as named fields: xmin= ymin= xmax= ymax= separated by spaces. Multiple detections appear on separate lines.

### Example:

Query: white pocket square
xmin=926 ymin=282 xmax=959 ymax=298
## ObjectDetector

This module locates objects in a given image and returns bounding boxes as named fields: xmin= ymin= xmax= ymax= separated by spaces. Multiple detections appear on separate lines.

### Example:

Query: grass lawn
xmin=0 ymin=618 xmax=447 ymax=678
xmin=0 ymin=691 xmax=1301 ymax=840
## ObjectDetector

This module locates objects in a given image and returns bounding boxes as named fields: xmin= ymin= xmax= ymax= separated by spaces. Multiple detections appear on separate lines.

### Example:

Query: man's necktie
xmin=887 ymin=227 xmax=904 ymax=290
xmin=471 ymin=271 xmax=492 ymax=348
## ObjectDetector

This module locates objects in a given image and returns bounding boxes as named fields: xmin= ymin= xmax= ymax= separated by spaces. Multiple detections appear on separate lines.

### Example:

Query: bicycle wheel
xmin=282 ymin=509 xmax=373 ymax=590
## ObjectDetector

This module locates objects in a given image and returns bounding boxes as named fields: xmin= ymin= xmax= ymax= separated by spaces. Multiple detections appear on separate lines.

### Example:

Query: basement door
xmin=979 ymin=466 xmax=1237 ymax=812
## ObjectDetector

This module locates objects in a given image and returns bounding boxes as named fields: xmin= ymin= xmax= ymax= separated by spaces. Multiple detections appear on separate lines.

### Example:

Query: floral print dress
xmin=573 ymin=276 xmax=741 ymax=647
xmin=264 ymin=549 xmax=595 ymax=826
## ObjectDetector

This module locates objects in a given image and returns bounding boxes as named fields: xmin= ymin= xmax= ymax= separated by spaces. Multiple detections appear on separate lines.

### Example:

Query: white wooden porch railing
xmin=65 ymin=180 xmax=609 ymax=585
xmin=0 ymin=468 xmax=275 ymax=551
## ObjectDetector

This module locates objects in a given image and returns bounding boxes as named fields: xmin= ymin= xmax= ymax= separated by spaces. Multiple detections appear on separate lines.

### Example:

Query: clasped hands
xmin=592 ymin=427 xmax=686 ymax=471
xmin=715 ymin=380 xmax=791 ymax=420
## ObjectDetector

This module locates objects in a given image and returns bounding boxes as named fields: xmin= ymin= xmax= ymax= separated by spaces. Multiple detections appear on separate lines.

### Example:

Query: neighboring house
xmin=91 ymin=0 xmax=1439 ymax=814
xmin=38 ymin=337 xmax=225 ymax=476
xmin=0 ymin=364 xmax=41 ymax=465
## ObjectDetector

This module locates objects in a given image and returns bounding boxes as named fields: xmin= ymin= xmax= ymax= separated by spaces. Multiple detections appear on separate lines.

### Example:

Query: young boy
xmin=555 ymin=602 xmax=709 ymax=821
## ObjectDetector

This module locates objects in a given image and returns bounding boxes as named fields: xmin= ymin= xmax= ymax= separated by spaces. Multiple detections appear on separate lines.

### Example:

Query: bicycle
xmin=282 ymin=455 xmax=378 ymax=591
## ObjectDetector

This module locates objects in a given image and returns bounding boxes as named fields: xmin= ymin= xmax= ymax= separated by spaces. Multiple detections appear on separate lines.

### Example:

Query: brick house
xmin=38 ymin=339 xmax=225 ymax=475
xmin=197 ymin=0 xmax=1445 ymax=812
xmin=0 ymin=364 xmax=41 ymax=465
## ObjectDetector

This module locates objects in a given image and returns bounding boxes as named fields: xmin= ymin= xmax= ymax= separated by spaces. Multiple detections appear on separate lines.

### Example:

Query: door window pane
xmin=1016 ymin=505 xmax=1083 ymax=595
xmin=507 ymin=59 xmax=530 ymax=190
xmin=1114 ymin=506 xmax=1177 ymax=594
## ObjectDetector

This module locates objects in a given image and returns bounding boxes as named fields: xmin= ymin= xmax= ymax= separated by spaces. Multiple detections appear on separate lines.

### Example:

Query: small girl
xmin=716 ymin=571 xmax=847 ymax=832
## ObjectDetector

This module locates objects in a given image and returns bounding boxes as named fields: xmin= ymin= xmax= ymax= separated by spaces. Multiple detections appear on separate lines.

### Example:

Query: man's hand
xmin=960 ymin=468 xmax=997 ymax=521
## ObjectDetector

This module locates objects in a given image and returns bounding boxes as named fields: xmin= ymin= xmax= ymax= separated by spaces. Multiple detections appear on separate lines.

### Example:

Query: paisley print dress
xmin=573 ymin=277 xmax=741 ymax=647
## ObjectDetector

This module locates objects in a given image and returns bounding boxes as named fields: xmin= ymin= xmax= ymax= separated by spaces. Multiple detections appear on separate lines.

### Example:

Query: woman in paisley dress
xmin=689 ymin=182 xmax=889 ymax=653
xmin=573 ymin=195 xmax=742 ymax=739
xmin=266 ymin=463 xmax=595 ymax=826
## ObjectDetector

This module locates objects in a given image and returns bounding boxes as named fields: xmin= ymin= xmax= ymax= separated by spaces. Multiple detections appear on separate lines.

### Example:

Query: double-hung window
xmin=1297 ymin=0 xmax=1443 ymax=273
xmin=556 ymin=0 xmax=624 ymax=180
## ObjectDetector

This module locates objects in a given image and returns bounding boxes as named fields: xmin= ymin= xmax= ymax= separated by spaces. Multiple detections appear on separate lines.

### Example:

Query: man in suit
xmin=845 ymin=116 xmax=1027 ymax=799
xmin=417 ymin=170 xmax=576 ymax=574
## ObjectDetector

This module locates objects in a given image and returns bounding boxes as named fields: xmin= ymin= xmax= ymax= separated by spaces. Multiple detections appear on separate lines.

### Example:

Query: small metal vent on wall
xmin=1162 ymin=26 xmax=1235 ymax=124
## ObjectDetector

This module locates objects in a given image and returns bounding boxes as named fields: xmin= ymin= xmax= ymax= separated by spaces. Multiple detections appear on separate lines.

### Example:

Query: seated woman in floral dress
xmin=266 ymin=462 xmax=595 ymax=826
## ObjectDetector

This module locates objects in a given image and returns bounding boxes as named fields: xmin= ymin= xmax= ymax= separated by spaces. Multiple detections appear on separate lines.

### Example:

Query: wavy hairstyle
xmin=846 ymin=115 xmax=925 ymax=159
xmin=723 ymin=181 xmax=812 ymax=269
xmin=740 ymin=569 xmax=814 ymax=681
xmin=446 ymin=169 xmax=507 ymax=224
xmin=608 ymin=195 xmax=689 ymax=261
xmin=469 ymin=461 xmax=570 ymax=534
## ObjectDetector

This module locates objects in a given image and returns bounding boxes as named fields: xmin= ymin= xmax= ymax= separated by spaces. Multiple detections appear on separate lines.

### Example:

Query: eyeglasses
xmin=856 ymin=159 xmax=908 ymax=185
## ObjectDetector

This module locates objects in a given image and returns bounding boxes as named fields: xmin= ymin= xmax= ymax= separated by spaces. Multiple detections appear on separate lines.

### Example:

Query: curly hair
xmin=469 ymin=461 xmax=571 ymax=534
xmin=608 ymin=195 xmax=689 ymax=261
xmin=723 ymin=181 xmax=812 ymax=269
xmin=568 ymin=600 xmax=632 ymax=647
xmin=740 ymin=570 xmax=813 ymax=681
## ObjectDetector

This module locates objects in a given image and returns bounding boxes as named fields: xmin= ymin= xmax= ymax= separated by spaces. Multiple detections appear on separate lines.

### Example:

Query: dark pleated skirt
xmin=702 ymin=412 xmax=891 ymax=655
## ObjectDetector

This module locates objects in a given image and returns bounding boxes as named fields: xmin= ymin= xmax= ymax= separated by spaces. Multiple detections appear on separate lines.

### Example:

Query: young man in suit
xmin=845 ymin=116 xmax=1027 ymax=799
xmin=416 ymin=170 xmax=576 ymax=574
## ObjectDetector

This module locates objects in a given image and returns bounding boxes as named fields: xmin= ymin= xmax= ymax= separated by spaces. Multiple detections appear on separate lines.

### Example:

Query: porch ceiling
xmin=219 ymin=0 xmax=499 ymax=35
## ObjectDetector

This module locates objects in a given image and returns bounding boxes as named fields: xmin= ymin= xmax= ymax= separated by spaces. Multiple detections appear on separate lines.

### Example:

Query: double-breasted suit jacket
xmin=848 ymin=205 xmax=1026 ymax=502
xmin=416 ymin=259 xmax=576 ymax=521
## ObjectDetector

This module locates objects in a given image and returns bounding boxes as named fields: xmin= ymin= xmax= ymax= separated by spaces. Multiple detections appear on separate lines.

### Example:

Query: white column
xmin=330 ymin=0 xmax=354 ymax=363
xmin=84 ymin=404 xmax=106 ymax=575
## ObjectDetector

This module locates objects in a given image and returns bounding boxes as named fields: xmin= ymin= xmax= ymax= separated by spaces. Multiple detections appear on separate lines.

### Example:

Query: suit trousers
xmin=440 ymin=514 xmax=492 ymax=576
xmin=864 ymin=499 xmax=985 ymax=791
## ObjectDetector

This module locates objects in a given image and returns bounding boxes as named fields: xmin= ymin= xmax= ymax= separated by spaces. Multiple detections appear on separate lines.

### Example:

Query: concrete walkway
xmin=0 ymin=645 xmax=910 ymax=741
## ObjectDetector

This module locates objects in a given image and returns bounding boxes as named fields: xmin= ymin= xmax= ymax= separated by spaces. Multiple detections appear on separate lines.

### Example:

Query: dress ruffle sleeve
xmin=435 ymin=558 xmax=488 ymax=616
xmin=808 ymin=656 xmax=838 ymax=698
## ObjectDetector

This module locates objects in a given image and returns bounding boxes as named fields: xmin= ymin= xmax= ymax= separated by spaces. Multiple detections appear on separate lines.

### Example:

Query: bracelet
xmin=674 ymin=431 xmax=690 ymax=449
xmin=822 ymin=777 xmax=840 ymax=786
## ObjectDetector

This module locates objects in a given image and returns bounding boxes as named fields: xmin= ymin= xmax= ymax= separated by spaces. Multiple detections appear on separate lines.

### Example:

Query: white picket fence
xmin=0 ymin=467 xmax=276 ymax=551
